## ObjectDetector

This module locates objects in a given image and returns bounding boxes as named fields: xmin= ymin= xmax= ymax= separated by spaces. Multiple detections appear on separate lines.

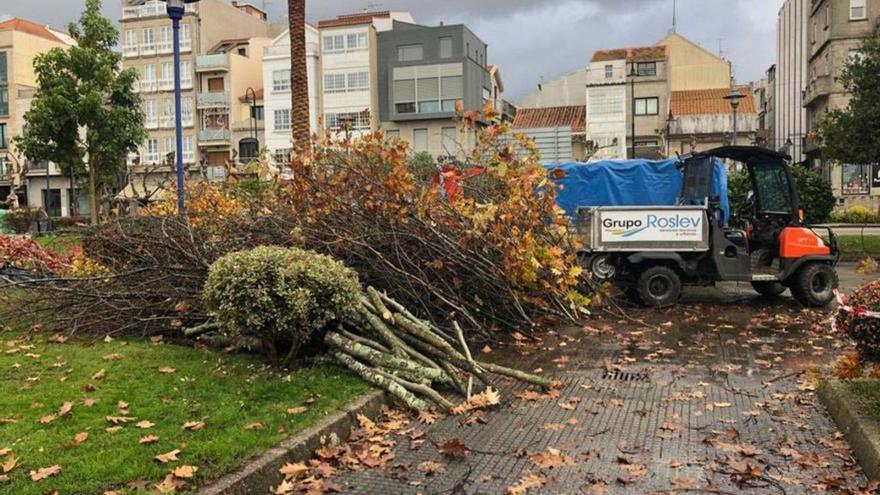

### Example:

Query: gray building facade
xmin=377 ymin=21 xmax=493 ymax=158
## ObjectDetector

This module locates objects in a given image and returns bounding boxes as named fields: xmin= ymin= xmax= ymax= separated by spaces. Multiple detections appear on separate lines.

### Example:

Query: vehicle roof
xmin=693 ymin=146 xmax=791 ymax=163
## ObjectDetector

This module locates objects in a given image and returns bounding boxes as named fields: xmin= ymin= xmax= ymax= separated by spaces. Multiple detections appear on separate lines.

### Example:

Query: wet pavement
xmin=325 ymin=264 xmax=877 ymax=494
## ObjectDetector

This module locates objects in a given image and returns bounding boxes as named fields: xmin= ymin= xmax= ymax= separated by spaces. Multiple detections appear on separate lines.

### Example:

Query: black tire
xmin=752 ymin=281 xmax=787 ymax=298
xmin=636 ymin=266 xmax=682 ymax=308
xmin=587 ymin=254 xmax=616 ymax=281
xmin=790 ymin=263 xmax=838 ymax=307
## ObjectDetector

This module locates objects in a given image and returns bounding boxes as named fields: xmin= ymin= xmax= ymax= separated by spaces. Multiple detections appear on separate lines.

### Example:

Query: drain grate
xmin=602 ymin=370 xmax=649 ymax=382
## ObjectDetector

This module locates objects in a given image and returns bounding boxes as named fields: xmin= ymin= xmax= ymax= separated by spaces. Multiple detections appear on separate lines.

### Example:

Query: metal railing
xmin=140 ymin=43 xmax=156 ymax=56
xmin=143 ymin=152 xmax=160 ymax=164
xmin=159 ymin=79 xmax=174 ymax=91
xmin=183 ymin=151 xmax=196 ymax=163
xmin=122 ymin=1 xmax=197 ymax=19
xmin=158 ymin=40 xmax=173 ymax=54
xmin=123 ymin=44 xmax=139 ymax=57
xmin=197 ymin=92 xmax=230 ymax=107
xmin=140 ymin=80 xmax=157 ymax=93
xmin=145 ymin=118 xmax=159 ymax=129
xmin=199 ymin=129 xmax=230 ymax=142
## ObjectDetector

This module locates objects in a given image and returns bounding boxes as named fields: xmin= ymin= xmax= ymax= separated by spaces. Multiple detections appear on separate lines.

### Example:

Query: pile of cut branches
xmin=327 ymin=287 xmax=553 ymax=412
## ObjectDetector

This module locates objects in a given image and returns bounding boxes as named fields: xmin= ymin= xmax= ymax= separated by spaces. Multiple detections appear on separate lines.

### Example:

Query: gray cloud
xmin=2 ymin=0 xmax=784 ymax=101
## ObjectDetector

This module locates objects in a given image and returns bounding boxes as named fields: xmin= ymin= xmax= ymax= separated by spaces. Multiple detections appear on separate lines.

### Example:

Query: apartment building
xmin=776 ymin=0 xmax=811 ymax=162
xmin=120 ymin=0 xmax=278 ymax=189
xmin=520 ymin=70 xmax=588 ymax=109
xmin=262 ymin=25 xmax=321 ymax=165
xmin=195 ymin=37 xmax=270 ymax=177
xmin=805 ymin=0 xmax=879 ymax=209
xmin=317 ymin=11 xmax=414 ymax=139
xmin=0 ymin=18 xmax=77 ymax=217
xmin=668 ymin=87 xmax=758 ymax=155
xmin=376 ymin=20 xmax=496 ymax=158
xmin=586 ymin=45 xmax=669 ymax=160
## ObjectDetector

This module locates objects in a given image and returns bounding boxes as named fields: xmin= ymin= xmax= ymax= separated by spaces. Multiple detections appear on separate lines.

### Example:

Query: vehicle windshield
xmin=752 ymin=162 xmax=794 ymax=214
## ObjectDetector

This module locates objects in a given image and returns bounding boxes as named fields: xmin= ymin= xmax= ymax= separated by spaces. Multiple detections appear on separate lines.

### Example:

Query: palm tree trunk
xmin=288 ymin=0 xmax=310 ymax=150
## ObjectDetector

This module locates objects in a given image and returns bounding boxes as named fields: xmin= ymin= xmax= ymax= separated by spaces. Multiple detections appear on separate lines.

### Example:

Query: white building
xmin=520 ymin=69 xmax=588 ymax=108
xmin=584 ymin=59 xmax=627 ymax=161
xmin=262 ymin=25 xmax=321 ymax=164
xmin=316 ymin=10 xmax=414 ymax=138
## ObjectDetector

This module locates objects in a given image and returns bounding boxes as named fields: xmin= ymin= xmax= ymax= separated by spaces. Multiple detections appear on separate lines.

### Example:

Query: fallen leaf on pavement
xmin=417 ymin=460 xmax=445 ymax=476
xmin=506 ymin=472 xmax=547 ymax=495
xmin=438 ymin=438 xmax=470 ymax=459
xmin=529 ymin=447 xmax=574 ymax=468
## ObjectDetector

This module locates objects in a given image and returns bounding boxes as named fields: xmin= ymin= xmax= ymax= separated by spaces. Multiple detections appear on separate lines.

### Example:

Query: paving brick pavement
xmin=323 ymin=266 xmax=875 ymax=494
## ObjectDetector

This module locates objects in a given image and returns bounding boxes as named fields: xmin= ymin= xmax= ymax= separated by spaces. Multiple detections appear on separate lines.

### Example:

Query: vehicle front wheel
xmin=636 ymin=266 xmax=682 ymax=308
xmin=790 ymin=263 xmax=838 ymax=307
xmin=587 ymin=254 xmax=616 ymax=281
xmin=752 ymin=281 xmax=787 ymax=298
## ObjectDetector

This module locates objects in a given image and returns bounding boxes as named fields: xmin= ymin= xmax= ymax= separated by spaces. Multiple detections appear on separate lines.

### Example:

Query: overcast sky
xmin=1 ymin=0 xmax=784 ymax=102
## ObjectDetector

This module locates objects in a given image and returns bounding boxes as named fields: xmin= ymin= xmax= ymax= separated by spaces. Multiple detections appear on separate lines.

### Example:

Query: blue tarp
xmin=546 ymin=158 xmax=730 ymax=223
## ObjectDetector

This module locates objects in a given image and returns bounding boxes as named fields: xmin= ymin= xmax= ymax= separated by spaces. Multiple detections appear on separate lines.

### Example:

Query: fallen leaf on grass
xmin=506 ymin=472 xmax=547 ymax=495
xmin=438 ymin=438 xmax=470 ymax=459
xmin=158 ymin=367 xmax=176 ymax=374
xmin=117 ymin=401 xmax=129 ymax=411
xmin=2 ymin=455 xmax=18 ymax=474
xmin=58 ymin=402 xmax=73 ymax=418
xmin=171 ymin=465 xmax=198 ymax=478
xmin=105 ymin=426 xmax=123 ymax=433
xmin=103 ymin=353 xmax=123 ymax=362
xmin=30 ymin=465 xmax=61 ymax=481
xmin=244 ymin=423 xmax=265 ymax=430
xmin=139 ymin=435 xmax=159 ymax=444
xmin=39 ymin=414 xmax=56 ymax=424
xmin=181 ymin=421 xmax=205 ymax=431
xmin=286 ymin=406 xmax=308 ymax=415
xmin=48 ymin=334 xmax=68 ymax=344
xmin=91 ymin=369 xmax=107 ymax=380
xmin=155 ymin=449 xmax=181 ymax=463
xmin=72 ymin=432 xmax=88 ymax=445
xmin=136 ymin=421 xmax=155 ymax=429
xmin=106 ymin=416 xmax=137 ymax=424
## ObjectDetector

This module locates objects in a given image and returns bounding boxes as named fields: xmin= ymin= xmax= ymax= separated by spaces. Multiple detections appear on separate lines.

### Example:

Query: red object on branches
xmin=434 ymin=165 xmax=486 ymax=204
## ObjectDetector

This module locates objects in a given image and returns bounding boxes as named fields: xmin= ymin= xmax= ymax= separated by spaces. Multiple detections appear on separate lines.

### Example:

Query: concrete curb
xmin=818 ymin=380 xmax=880 ymax=480
xmin=197 ymin=391 xmax=388 ymax=495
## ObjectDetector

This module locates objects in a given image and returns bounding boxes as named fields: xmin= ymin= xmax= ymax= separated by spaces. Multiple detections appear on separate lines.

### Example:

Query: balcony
xmin=143 ymin=152 xmax=160 ymax=164
xmin=196 ymin=54 xmax=230 ymax=72
xmin=803 ymin=75 xmax=833 ymax=107
xmin=199 ymin=129 xmax=231 ymax=144
xmin=181 ymin=77 xmax=193 ymax=90
xmin=197 ymin=92 xmax=230 ymax=108
xmin=586 ymin=66 xmax=627 ymax=85
xmin=158 ymin=40 xmax=173 ymax=54
xmin=145 ymin=117 xmax=159 ymax=129
xmin=123 ymin=44 xmax=139 ymax=58
xmin=140 ymin=43 xmax=156 ymax=56
xmin=159 ymin=79 xmax=174 ymax=91
xmin=122 ymin=1 xmax=197 ymax=20
xmin=140 ymin=80 xmax=157 ymax=93
xmin=181 ymin=39 xmax=192 ymax=53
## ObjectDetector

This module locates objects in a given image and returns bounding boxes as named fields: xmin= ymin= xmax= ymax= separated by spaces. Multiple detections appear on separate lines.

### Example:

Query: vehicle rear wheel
xmin=790 ymin=263 xmax=838 ymax=307
xmin=751 ymin=281 xmax=787 ymax=298
xmin=636 ymin=266 xmax=682 ymax=308
xmin=587 ymin=254 xmax=616 ymax=281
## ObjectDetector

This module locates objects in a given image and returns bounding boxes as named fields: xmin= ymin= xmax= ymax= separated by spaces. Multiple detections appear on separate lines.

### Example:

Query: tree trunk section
xmin=88 ymin=159 xmax=98 ymax=224
xmin=288 ymin=0 xmax=310 ymax=149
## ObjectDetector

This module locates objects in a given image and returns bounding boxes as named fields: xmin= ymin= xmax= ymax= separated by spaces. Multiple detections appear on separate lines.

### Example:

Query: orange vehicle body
xmin=779 ymin=227 xmax=831 ymax=259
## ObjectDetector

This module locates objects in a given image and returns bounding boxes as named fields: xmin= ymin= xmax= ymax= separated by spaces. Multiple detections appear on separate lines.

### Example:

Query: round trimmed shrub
xmin=836 ymin=280 xmax=880 ymax=362
xmin=203 ymin=246 xmax=360 ymax=366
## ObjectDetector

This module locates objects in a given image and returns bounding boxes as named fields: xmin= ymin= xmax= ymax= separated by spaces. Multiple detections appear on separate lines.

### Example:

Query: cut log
xmin=332 ymin=352 xmax=429 ymax=412
xmin=325 ymin=332 xmax=445 ymax=383
xmin=373 ymin=368 xmax=456 ymax=412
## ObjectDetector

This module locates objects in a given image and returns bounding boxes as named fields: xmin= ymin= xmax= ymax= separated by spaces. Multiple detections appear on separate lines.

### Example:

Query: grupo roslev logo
xmin=603 ymin=214 xmax=701 ymax=238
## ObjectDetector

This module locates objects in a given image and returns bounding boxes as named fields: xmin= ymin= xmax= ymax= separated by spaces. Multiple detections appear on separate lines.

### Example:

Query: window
xmin=850 ymin=0 xmax=866 ymax=20
xmin=239 ymin=138 xmax=259 ymax=163
xmin=634 ymin=97 xmax=659 ymax=116
xmin=0 ymin=123 xmax=6 ymax=148
xmin=324 ymin=73 xmax=346 ymax=93
xmin=385 ymin=129 xmax=400 ymax=140
xmin=604 ymin=64 xmax=613 ymax=78
xmin=142 ymin=28 xmax=154 ymax=50
xmin=274 ymin=109 xmax=291 ymax=131
xmin=439 ymin=37 xmax=453 ymax=58
xmin=0 ymin=87 xmax=7 ymax=117
xmin=413 ymin=128 xmax=428 ymax=152
xmin=273 ymin=69 xmax=291 ymax=91
xmin=0 ymin=52 xmax=7 ymax=85
xmin=441 ymin=127 xmax=457 ymax=155
xmin=843 ymin=163 xmax=870 ymax=194
xmin=346 ymin=33 xmax=367 ymax=51
xmin=161 ymin=61 xmax=173 ymax=82
xmin=274 ymin=148 xmax=292 ymax=164
xmin=160 ymin=26 xmax=171 ymax=48
xmin=180 ymin=61 xmax=192 ymax=84
xmin=125 ymin=30 xmax=138 ymax=52
xmin=207 ymin=77 xmax=224 ymax=92
xmin=180 ymin=24 xmax=191 ymax=44
xmin=143 ymin=64 xmax=156 ymax=81
xmin=419 ymin=101 xmax=440 ymax=113
xmin=482 ymin=87 xmax=491 ymax=105
xmin=398 ymin=44 xmax=424 ymax=62
xmin=347 ymin=72 xmax=369 ymax=92
xmin=325 ymin=111 xmax=370 ymax=131
xmin=162 ymin=98 xmax=173 ymax=119
xmin=144 ymin=99 xmax=156 ymax=120
xmin=636 ymin=62 xmax=657 ymax=76
xmin=251 ymin=105 xmax=264 ymax=121
xmin=396 ymin=102 xmax=416 ymax=114
xmin=323 ymin=34 xmax=344 ymax=53
xmin=163 ymin=137 xmax=175 ymax=157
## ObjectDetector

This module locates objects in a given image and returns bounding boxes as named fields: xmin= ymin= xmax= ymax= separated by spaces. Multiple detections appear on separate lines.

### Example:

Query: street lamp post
xmin=665 ymin=111 xmax=676 ymax=157
xmin=629 ymin=64 xmax=638 ymax=159
xmin=723 ymin=89 xmax=744 ymax=146
xmin=160 ymin=0 xmax=200 ymax=217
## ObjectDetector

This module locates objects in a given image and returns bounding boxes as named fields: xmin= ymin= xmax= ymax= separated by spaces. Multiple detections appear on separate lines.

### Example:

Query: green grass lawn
xmin=32 ymin=232 xmax=82 ymax=257
xmin=0 ymin=330 xmax=368 ymax=494
xmin=835 ymin=235 xmax=880 ymax=261
xmin=845 ymin=380 xmax=880 ymax=422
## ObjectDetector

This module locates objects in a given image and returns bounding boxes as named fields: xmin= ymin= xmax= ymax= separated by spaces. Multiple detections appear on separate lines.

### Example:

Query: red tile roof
xmin=671 ymin=86 xmax=757 ymax=116
xmin=318 ymin=11 xmax=391 ymax=28
xmin=591 ymin=45 xmax=666 ymax=63
xmin=512 ymin=106 xmax=586 ymax=133
xmin=0 ymin=17 xmax=72 ymax=44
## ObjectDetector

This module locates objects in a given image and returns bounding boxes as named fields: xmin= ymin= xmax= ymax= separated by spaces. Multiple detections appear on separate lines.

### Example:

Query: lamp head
xmin=723 ymin=89 xmax=744 ymax=110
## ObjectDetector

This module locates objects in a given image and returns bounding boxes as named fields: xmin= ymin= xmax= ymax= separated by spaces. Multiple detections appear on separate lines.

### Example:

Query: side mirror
xmin=745 ymin=190 xmax=755 ymax=206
